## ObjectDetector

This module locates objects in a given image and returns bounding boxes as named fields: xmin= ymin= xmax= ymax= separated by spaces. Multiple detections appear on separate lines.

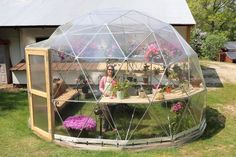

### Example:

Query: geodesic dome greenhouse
xmin=26 ymin=10 xmax=206 ymax=149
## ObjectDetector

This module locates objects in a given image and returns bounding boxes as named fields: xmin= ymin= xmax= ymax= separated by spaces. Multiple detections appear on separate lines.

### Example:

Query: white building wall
xmin=6 ymin=26 xmax=190 ymax=84
xmin=12 ymin=71 xmax=27 ymax=84
xmin=20 ymin=28 xmax=56 ymax=58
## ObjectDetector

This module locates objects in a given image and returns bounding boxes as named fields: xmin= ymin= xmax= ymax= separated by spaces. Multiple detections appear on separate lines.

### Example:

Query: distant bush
xmin=201 ymin=33 xmax=228 ymax=60
xmin=190 ymin=28 xmax=206 ymax=56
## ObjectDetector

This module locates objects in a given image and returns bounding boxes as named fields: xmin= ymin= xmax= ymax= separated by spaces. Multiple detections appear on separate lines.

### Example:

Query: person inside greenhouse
xmin=99 ymin=64 xmax=117 ymax=132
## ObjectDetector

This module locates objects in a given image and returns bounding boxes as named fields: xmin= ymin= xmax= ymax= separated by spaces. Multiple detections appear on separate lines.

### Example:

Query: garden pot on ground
xmin=68 ymin=129 xmax=89 ymax=137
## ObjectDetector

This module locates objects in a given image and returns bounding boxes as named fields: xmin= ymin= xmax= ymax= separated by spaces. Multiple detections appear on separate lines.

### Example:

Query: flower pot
xmin=155 ymin=92 xmax=164 ymax=100
xmin=127 ymin=76 xmax=133 ymax=82
xmin=68 ymin=128 xmax=80 ymax=137
xmin=68 ymin=129 xmax=89 ymax=137
xmin=191 ymin=79 xmax=202 ymax=87
xmin=165 ymin=86 xmax=172 ymax=93
xmin=116 ymin=91 xmax=125 ymax=99
xmin=139 ymin=91 xmax=146 ymax=98
xmin=143 ymin=77 xmax=149 ymax=84
xmin=79 ymin=130 xmax=89 ymax=137
xmin=82 ymin=85 xmax=89 ymax=93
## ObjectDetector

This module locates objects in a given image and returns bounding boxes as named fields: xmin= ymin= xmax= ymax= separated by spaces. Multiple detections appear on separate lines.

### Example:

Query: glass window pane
xmin=29 ymin=55 xmax=46 ymax=92
xmin=32 ymin=94 xmax=48 ymax=132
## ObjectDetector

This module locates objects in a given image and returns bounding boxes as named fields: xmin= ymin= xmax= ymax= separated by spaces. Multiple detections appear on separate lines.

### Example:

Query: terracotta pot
xmin=191 ymin=79 xmax=202 ymax=87
xmin=68 ymin=129 xmax=89 ymax=137
xmin=165 ymin=86 xmax=172 ymax=93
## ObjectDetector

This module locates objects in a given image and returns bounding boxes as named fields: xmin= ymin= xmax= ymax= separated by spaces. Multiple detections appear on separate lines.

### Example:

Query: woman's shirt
xmin=99 ymin=76 xmax=116 ymax=96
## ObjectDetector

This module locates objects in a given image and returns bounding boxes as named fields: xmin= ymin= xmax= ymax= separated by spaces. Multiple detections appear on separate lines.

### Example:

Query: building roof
xmin=224 ymin=42 xmax=236 ymax=51
xmin=225 ymin=52 xmax=236 ymax=60
xmin=0 ymin=0 xmax=195 ymax=27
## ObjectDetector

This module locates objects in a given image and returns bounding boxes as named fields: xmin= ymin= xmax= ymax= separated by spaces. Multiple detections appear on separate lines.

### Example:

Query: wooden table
xmin=99 ymin=88 xmax=205 ymax=104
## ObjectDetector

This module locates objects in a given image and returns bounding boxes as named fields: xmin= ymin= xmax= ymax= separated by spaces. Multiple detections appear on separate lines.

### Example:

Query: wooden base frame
xmin=53 ymin=118 xmax=206 ymax=150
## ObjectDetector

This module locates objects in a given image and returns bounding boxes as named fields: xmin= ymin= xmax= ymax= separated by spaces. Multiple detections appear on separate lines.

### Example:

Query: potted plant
xmin=180 ymin=80 xmax=189 ymax=93
xmin=155 ymin=91 xmax=164 ymax=100
xmin=190 ymin=77 xmax=202 ymax=87
xmin=144 ymin=42 xmax=159 ymax=62
xmin=63 ymin=115 xmax=96 ymax=137
xmin=138 ymin=87 xmax=146 ymax=98
xmin=127 ymin=71 xmax=134 ymax=82
xmin=142 ymin=63 xmax=150 ymax=84
xmin=154 ymin=86 xmax=165 ymax=100
xmin=153 ymin=67 xmax=161 ymax=76
xmin=76 ymin=74 xmax=90 ymax=99
xmin=113 ymin=80 xmax=133 ymax=99
xmin=170 ymin=102 xmax=191 ymax=133
xmin=164 ymin=84 xmax=172 ymax=93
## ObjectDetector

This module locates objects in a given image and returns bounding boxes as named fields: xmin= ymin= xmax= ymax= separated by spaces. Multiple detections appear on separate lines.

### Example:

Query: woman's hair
xmin=106 ymin=65 xmax=115 ymax=77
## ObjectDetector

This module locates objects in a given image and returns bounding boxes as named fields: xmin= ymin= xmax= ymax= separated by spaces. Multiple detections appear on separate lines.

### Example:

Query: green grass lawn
xmin=0 ymin=84 xmax=236 ymax=157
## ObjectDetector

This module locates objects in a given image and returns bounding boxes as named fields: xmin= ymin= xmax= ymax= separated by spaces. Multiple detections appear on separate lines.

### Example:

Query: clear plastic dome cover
xmin=28 ymin=10 xmax=206 ymax=146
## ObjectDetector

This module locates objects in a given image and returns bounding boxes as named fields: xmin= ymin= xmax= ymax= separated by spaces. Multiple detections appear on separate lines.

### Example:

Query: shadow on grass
xmin=0 ymin=91 xmax=27 ymax=112
xmin=201 ymin=65 xmax=224 ymax=88
xmin=201 ymin=106 xmax=226 ymax=139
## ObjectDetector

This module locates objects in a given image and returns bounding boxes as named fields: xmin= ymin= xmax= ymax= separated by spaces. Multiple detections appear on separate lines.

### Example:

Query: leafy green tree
xmin=187 ymin=0 xmax=236 ymax=40
xmin=201 ymin=32 xmax=228 ymax=60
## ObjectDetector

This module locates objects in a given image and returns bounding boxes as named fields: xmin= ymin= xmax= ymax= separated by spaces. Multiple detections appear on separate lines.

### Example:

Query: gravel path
xmin=201 ymin=61 xmax=236 ymax=87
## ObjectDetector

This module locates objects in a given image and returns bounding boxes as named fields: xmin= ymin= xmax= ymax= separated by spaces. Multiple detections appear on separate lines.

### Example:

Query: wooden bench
xmin=54 ymin=88 xmax=78 ymax=110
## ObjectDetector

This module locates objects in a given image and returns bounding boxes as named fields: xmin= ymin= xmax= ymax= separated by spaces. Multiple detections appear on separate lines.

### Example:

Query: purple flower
xmin=171 ymin=102 xmax=184 ymax=113
xmin=63 ymin=115 xmax=96 ymax=131
xmin=58 ymin=52 xmax=65 ymax=60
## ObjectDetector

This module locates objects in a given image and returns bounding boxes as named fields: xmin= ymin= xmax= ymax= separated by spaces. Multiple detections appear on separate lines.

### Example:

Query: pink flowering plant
xmin=170 ymin=101 xmax=188 ymax=134
xmin=63 ymin=115 xmax=96 ymax=131
xmin=144 ymin=43 xmax=160 ymax=62
xmin=171 ymin=102 xmax=184 ymax=114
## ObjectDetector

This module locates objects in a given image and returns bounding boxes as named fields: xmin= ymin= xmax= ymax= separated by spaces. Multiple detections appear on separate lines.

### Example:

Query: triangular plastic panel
xmin=54 ymin=101 xmax=99 ymax=138
xmin=77 ymin=27 xmax=125 ymax=61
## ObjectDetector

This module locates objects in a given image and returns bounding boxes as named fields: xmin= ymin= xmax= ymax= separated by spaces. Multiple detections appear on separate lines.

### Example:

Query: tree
xmin=187 ymin=0 xmax=236 ymax=40
xmin=201 ymin=32 xmax=228 ymax=60
xmin=190 ymin=28 xmax=206 ymax=55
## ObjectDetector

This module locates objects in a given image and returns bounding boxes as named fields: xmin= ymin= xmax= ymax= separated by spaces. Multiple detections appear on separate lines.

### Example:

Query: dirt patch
xmin=0 ymin=84 xmax=26 ymax=92
xmin=201 ymin=61 xmax=236 ymax=84
xmin=223 ymin=102 xmax=236 ymax=117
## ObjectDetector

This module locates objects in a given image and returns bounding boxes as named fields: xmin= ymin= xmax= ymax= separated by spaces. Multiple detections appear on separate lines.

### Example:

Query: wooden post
xmin=186 ymin=26 xmax=191 ymax=44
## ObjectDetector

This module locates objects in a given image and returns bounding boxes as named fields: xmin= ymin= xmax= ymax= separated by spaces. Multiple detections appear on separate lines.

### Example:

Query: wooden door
xmin=25 ymin=48 xmax=53 ymax=141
